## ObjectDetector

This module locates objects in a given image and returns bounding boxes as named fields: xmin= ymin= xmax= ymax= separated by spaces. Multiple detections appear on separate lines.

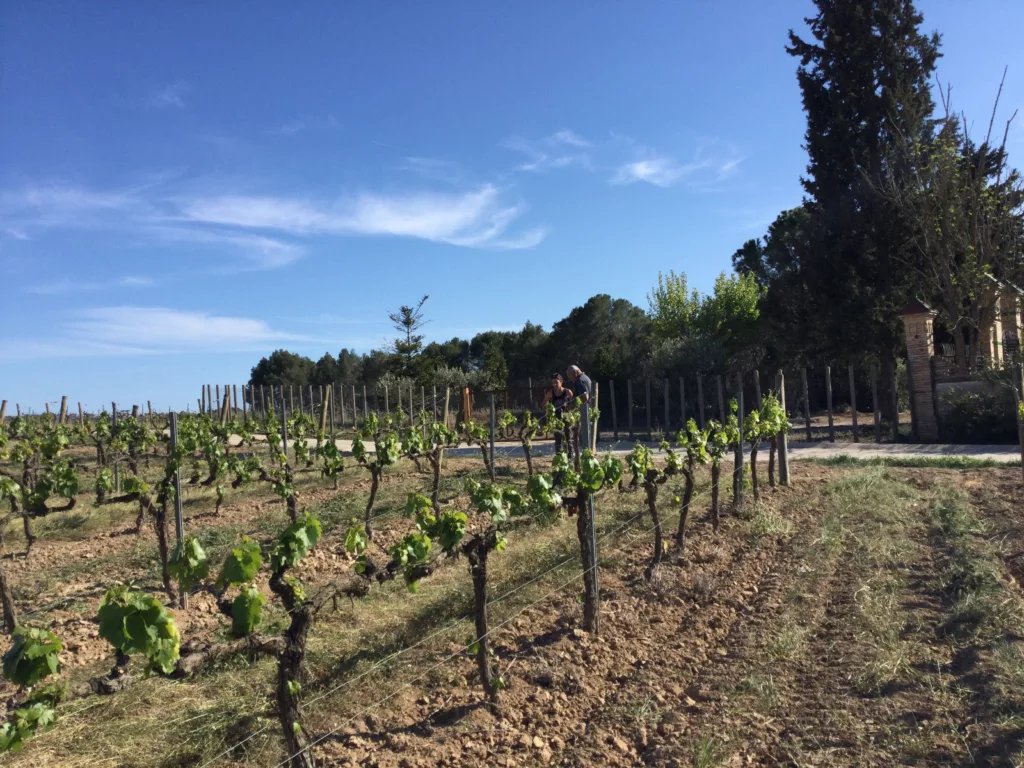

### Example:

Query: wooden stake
xmin=663 ymin=378 xmax=670 ymax=437
xmin=825 ymin=365 xmax=835 ymax=442
xmin=443 ymin=387 xmax=451 ymax=428
xmin=679 ymin=377 xmax=686 ymax=431
xmin=610 ymin=380 xmax=618 ymax=440
xmin=592 ymin=381 xmax=600 ymax=450
xmin=697 ymin=377 xmax=705 ymax=429
xmin=871 ymin=368 xmax=881 ymax=443
xmin=58 ymin=396 xmax=68 ymax=424
xmin=849 ymin=364 xmax=859 ymax=443
xmin=716 ymin=375 xmax=725 ymax=423
xmin=645 ymin=377 xmax=652 ymax=440
xmin=776 ymin=371 xmax=789 ymax=485
xmin=753 ymin=370 xmax=762 ymax=410
xmin=0 ymin=400 xmax=7 ymax=422
xmin=801 ymin=368 xmax=812 ymax=441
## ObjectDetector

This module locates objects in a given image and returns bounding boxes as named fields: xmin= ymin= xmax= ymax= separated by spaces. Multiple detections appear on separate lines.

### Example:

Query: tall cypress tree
xmin=787 ymin=0 xmax=940 ymax=421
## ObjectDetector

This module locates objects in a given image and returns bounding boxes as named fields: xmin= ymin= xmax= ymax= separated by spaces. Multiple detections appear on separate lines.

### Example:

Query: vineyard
xmin=1 ymin=396 xmax=1024 ymax=767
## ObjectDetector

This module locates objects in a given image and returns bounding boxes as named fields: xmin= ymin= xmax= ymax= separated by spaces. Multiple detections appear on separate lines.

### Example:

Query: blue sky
xmin=2 ymin=1 xmax=1023 ymax=412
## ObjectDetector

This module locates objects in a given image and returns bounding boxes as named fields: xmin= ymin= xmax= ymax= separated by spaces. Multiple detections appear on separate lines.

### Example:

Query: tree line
xmin=251 ymin=0 xmax=1024 ymax=429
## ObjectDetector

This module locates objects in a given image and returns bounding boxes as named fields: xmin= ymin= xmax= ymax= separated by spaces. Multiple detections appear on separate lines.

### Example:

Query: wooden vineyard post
xmin=15 ymin=405 xmax=20 ymax=417
xmin=111 ymin=403 xmax=120 ymax=492
xmin=58 ymin=396 xmax=68 ymax=425
xmin=488 ymin=394 xmax=496 ymax=482
xmin=396 ymin=386 xmax=402 ymax=420
xmin=697 ymin=376 xmax=706 ymax=429
xmin=259 ymin=386 xmax=267 ymax=423
xmin=734 ymin=372 xmax=745 ymax=506
xmin=147 ymin=400 xmax=153 ymax=422
xmin=776 ymin=371 xmax=790 ymax=486
xmin=421 ymin=386 xmax=426 ymax=422
xmin=319 ymin=386 xmax=330 ymax=433
xmin=131 ymin=405 xmax=139 ymax=419
xmin=645 ymin=377 xmax=653 ymax=441
xmin=609 ymin=380 xmax=618 ymax=440
xmin=592 ymin=381 xmax=600 ymax=450
xmin=352 ymin=386 xmax=359 ymax=428
xmin=579 ymin=400 xmax=600 ymax=635
xmin=528 ymin=378 xmax=533 ymax=407
xmin=207 ymin=385 xmax=213 ymax=416
xmin=45 ymin=403 xmax=51 ymax=420
xmin=170 ymin=412 xmax=187 ymax=610
xmin=1 ymin=400 xmax=7 ymax=422
xmin=362 ymin=385 xmax=368 ymax=422
xmin=443 ymin=388 xmax=451 ymax=428
xmin=849 ymin=364 xmax=859 ymax=443
xmin=825 ymin=365 xmax=835 ymax=442
xmin=801 ymin=368 xmax=812 ymax=441
xmin=716 ymin=375 xmax=725 ymax=423
xmin=287 ymin=385 xmax=294 ymax=418
xmin=383 ymin=385 xmax=389 ymax=416
xmin=241 ymin=387 xmax=248 ymax=425
xmin=871 ymin=368 xmax=882 ymax=443
xmin=663 ymin=379 xmax=670 ymax=438
xmin=432 ymin=385 xmax=437 ymax=422
xmin=216 ymin=385 xmax=221 ymax=414
xmin=754 ymin=370 xmax=762 ymax=410
xmin=627 ymin=379 xmax=634 ymax=439
xmin=1015 ymin=363 xmax=1024 ymax=483
xmin=330 ymin=385 xmax=337 ymax=436
xmin=231 ymin=385 xmax=237 ymax=420
xmin=462 ymin=387 xmax=472 ymax=424
xmin=679 ymin=377 xmax=686 ymax=431
xmin=77 ymin=402 xmax=83 ymax=424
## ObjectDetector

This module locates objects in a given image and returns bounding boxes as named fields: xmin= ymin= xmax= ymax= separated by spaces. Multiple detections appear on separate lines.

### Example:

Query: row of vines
xmin=0 ymin=393 xmax=790 ymax=765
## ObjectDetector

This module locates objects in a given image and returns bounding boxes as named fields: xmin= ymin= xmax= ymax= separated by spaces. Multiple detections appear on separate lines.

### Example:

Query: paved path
xmin=231 ymin=434 xmax=1020 ymax=464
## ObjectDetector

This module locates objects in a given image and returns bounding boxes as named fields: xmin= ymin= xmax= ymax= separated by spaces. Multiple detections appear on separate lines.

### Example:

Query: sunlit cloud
xmin=149 ymin=81 xmax=190 ymax=109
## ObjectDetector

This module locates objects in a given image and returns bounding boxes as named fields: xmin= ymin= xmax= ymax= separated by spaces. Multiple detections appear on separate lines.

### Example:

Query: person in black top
xmin=542 ymin=373 xmax=574 ymax=457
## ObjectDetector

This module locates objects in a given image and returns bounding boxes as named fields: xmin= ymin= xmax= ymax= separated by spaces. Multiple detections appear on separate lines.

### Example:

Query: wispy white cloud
xmin=148 ymin=226 xmax=305 ymax=269
xmin=4 ymin=227 xmax=29 ymax=241
xmin=502 ymin=130 xmax=595 ymax=173
xmin=0 ymin=306 xmax=305 ymax=362
xmin=24 ymin=275 xmax=156 ymax=296
xmin=149 ymin=81 xmax=190 ymax=109
xmin=177 ymin=184 xmax=545 ymax=249
xmin=611 ymin=142 xmax=744 ymax=188
xmin=267 ymin=115 xmax=341 ymax=136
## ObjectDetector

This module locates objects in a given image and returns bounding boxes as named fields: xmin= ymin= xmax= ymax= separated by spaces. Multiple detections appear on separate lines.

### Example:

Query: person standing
xmin=543 ymin=373 xmax=574 ymax=458
xmin=566 ymin=365 xmax=592 ymax=458
xmin=566 ymin=365 xmax=592 ymax=407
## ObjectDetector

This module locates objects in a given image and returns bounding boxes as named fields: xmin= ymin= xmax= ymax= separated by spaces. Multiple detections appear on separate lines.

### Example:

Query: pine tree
xmin=389 ymin=296 xmax=429 ymax=378
xmin=787 ymin=0 xmax=941 ymax=424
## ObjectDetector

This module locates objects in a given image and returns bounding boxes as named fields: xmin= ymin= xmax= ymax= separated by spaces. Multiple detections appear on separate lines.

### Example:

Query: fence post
xmin=663 ymin=379 xmax=670 ymax=438
xmin=627 ymin=380 xmax=634 ymax=439
xmin=645 ymin=377 xmax=653 ymax=441
xmin=753 ymin=370 xmax=762 ymax=410
xmin=579 ymin=399 xmax=600 ymax=635
xmin=353 ymin=386 xmax=359 ymax=427
xmin=170 ymin=412 xmax=187 ymax=609
xmin=201 ymin=387 xmax=206 ymax=414
xmin=825 ymin=365 xmax=835 ymax=442
xmin=421 ymin=386 xmax=426 ymax=421
xmin=528 ymin=378 xmax=533 ymax=407
xmin=443 ymin=388 xmax=451 ymax=428
xmin=0 ymin=401 xmax=5 ymax=422
xmin=609 ymin=380 xmax=618 ymax=440
xmin=800 ymin=368 xmax=812 ymax=442
xmin=1015 ymin=363 xmax=1023 ymax=483
xmin=488 ymin=395 xmax=496 ymax=482
xmin=330 ymin=384 xmax=337 ymax=437
xmin=776 ymin=371 xmax=790 ymax=486
xmin=734 ymin=372 xmax=745 ymax=506
xmin=432 ymin=385 xmax=438 ymax=422
xmin=232 ymin=385 xmax=238 ymax=420
xmin=871 ymin=368 xmax=881 ymax=443
xmin=592 ymin=381 xmax=600 ymax=450
xmin=77 ymin=402 xmax=83 ymax=423
xmin=716 ymin=375 xmax=725 ymax=423
xmin=111 ymin=403 xmax=120 ymax=492
xmin=849 ymin=364 xmax=859 ymax=443
xmin=697 ymin=376 xmax=706 ymax=429
xmin=679 ymin=378 xmax=688 ymax=434
xmin=58 ymin=396 xmax=68 ymax=425
xmin=216 ymin=385 xmax=221 ymax=414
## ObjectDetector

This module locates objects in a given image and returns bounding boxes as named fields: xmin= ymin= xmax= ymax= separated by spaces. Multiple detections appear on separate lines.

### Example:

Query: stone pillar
xmin=901 ymin=301 xmax=940 ymax=442
xmin=1001 ymin=292 xmax=1022 ymax=356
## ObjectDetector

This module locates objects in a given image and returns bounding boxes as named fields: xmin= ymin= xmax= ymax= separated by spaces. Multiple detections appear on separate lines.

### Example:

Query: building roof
xmin=901 ymin=298 xmax=937 ymax=316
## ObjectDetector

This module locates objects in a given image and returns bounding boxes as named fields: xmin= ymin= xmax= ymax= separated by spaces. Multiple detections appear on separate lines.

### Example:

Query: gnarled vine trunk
xmin=364 ymin=467 xmax=380 ymax=540
xmin=269 ymin=571 xmax=317 ymax=768
xmin=750 ymin=444 xmax=760 ymax=501
xmin=464 ymin=533 xmax=499 ymax=710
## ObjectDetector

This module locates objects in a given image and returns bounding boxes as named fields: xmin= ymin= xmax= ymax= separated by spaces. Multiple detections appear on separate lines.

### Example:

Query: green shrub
xmin=939 ymin=386 xmax=1017 ymax=444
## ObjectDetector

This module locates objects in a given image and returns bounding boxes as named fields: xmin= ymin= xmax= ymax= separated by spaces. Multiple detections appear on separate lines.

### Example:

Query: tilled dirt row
xmin=305 ymin=483 xmax=811 ymax=768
